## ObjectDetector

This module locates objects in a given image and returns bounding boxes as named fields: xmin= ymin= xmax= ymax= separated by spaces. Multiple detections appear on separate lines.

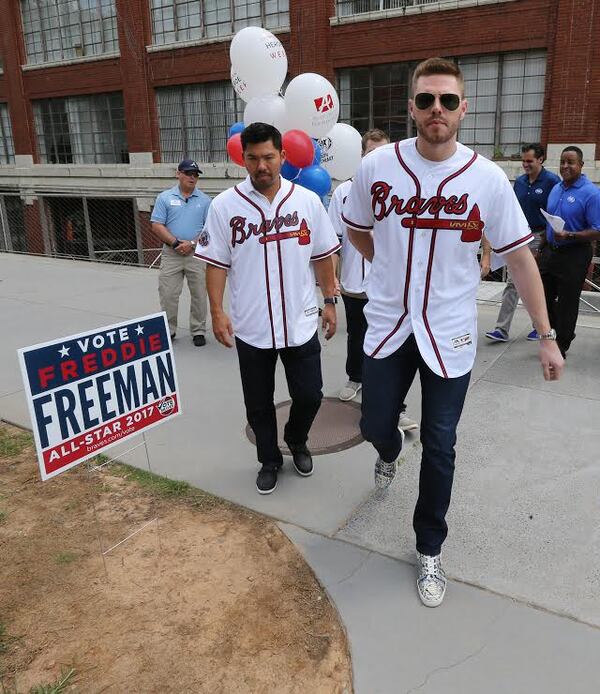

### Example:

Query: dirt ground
xmin=0 ymin=424 xmax=353 ymax=693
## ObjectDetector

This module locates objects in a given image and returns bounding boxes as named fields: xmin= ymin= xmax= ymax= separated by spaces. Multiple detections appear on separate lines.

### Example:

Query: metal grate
xmin=33 ymin=92 xmax=129 ymax=164
xmin=0 ymin=196 xmax=27 ymax=252
xmin=20 ymin=0 xmax=119 ymax=65
xmin=150 ymin=0 xmax=290 ymax=45
xmin=245 ymin=397 xmax=364 ymax=456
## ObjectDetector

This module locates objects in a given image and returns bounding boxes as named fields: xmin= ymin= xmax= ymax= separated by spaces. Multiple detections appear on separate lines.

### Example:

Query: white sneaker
xmin=339 ymin=380 xmax=362 ymax=401
xmin=416 ymin=552 xmax=447 ymax=607
xmin=374 ymin=428 xmax=405 ymax=490
xmin=398 ymin=411 xmax=419 ymax=431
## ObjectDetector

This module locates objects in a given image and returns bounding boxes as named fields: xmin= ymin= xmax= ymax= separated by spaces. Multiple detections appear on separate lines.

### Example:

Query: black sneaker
xmin=256 ymin=466 xmax=278 ymax=494
xmin=289 ymin=445 xmax=313 ymax=477
xmin=170 ymin=332 xmax=176 ymax=339
xmin=193 ymin=334 xmax=206 ymax=347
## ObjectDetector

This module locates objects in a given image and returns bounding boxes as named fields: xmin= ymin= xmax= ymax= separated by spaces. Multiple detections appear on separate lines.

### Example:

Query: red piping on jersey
xmin=421 ymin=151 xmax=479 ymax=379
xmin=234 ymin=185 xmax=276 ymax=349
xmin=341 ymin=213 xmax=373 ymax=231
xmin=311 ymin=242 xmax=341 ymax=261
xmin=274 ymin=184 xmax=295 ymax=347
xmin=194 ymin=253 xmax=230 ymax=269
xmin=494 ymin=233 xmax=534 ymax=254
xmin=370 ymin=142 xmax=418 ymax=358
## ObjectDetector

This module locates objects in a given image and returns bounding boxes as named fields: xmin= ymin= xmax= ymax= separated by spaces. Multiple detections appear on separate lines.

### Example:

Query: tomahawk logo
xmin=314 ymin=94 xmax=334 ymax=113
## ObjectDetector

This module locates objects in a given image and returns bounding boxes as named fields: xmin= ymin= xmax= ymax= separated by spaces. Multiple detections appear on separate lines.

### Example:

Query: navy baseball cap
xmin=178 ymin=159 xmax=203 ymax=174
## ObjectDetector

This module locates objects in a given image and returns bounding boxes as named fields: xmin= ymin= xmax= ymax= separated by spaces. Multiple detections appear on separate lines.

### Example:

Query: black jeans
xmin=539 ymin=243 xmax=593 ymax=356
xmin=235 ymin=332 xmax=323 ymax=469
xmin=342 ymin=294 xmax=368 ymax=382
xmin=361 ymin=334 xmax=471 ymax=556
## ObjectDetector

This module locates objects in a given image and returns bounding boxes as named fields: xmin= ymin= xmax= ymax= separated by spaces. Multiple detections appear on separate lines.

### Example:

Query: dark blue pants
xmin=236 ymin=332 xmax=323 ymax=470
xmin=342 ymin=294 xmax=368 ymax=383
xmin=361 ymin=334 xmax=471 ymax=555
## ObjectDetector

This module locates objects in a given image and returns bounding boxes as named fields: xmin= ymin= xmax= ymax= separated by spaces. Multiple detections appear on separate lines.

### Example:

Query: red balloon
xmin=282 ymin=129 xmax=315 ymax=169
xmin=227 ymin=133 xmax=244 ymax=166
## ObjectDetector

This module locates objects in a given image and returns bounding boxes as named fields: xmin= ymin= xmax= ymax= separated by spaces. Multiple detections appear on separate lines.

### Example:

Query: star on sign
xmin=58 ymin=345 xmax=70 ymax=358
xmin=135 ymin=324 xmax=144 ymax=335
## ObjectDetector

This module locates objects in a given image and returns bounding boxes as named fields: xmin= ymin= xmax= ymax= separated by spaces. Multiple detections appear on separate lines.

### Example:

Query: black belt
xmin=549 ymin=241 xmax=591 ymax=251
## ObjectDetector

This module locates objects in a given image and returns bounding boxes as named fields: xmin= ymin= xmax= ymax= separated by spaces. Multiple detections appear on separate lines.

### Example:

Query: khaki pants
xmin=158 ymin=245 xmax=207 ymax=337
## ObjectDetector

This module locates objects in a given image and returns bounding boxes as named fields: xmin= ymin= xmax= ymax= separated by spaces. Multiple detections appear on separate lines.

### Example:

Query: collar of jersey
xmin=239 ymin=174 xmax=290 ymax=203
xmin=171 ymin=184 xmax=199 ymax=200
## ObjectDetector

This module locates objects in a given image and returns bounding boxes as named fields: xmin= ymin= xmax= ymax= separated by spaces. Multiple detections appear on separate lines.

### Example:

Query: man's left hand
xmin=552 ymin=229 xmax=569 ymax=241
xmin=177 ymin=240 xmax=196 ymax=256
xmin=321 ymin=303 xmax=337 ymax=340
xmin=539 ymin=340 xmax=564 ymax=381
xmin=480 ymin=257 xmax=491 ymax=278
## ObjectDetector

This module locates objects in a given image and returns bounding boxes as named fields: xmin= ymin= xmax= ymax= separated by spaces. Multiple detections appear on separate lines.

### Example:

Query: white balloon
xmin=319 ymin=123 xmax=362 ymax=181
xmin=284 ymin=73 xmax=340 ymax=139
xmin=230 ymin=27 xmax=287 ymax=101
xmin=243 ymin=94 xmax=288 ymax=132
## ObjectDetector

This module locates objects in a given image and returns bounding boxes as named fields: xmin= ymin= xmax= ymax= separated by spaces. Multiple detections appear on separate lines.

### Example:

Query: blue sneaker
xmin=527 ymin=329 xmax=539 ymax=341
xmin=485 ymin=329 xmax=508 ymax=342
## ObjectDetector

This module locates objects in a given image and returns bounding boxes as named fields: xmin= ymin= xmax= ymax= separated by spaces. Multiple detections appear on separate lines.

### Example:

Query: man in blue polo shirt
xmin=151 ymin=159 xmax=212 ymax=346
xmin=539 ymin=146 xmax=600 ymax=357
xmin=486 ymin=143 xmax=560 ymax=342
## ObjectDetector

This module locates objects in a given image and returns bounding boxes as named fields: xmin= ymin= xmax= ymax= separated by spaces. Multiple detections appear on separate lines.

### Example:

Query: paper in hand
xmin=540 ymin=209 xmax=565 ymax=233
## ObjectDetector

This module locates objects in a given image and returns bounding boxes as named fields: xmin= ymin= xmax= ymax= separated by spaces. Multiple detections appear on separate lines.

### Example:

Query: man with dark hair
xmin=152 ymin=159 xmax=212 ymax=346
xmin=486 ymin=143 xmax=560 ymax=342
xmin=197 ymin=123 xmax=340 ymax=494
xmin=538 ymin=145 xmax=600 ymax=357
xmin=343 ymin=57 xmax=564 ymax=607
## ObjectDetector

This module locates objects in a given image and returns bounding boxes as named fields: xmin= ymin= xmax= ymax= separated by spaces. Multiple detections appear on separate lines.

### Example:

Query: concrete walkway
xmin=1 ymin=253 xmax=599 ymax=692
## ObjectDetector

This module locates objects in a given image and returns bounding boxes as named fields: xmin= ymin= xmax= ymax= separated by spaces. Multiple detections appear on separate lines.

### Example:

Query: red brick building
xmin=0 ymin=0 xmax=598 ymax=262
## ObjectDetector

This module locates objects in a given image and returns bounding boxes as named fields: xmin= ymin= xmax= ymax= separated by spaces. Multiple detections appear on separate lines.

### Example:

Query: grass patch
xmin=28 ymin=668 xmax=76 ymax=694
xmin=54 ymin=552 xmax=77 ymax=566
xmin=0 ymin=427 xmax=32 ymax=459
xmin=0 ymin=622 xmax=12 ymax=654
xmin=0 ymin=511 xmax=6 ymax=524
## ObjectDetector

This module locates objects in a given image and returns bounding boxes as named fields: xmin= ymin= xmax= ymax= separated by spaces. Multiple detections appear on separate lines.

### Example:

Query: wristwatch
xmin=171 ymin=238 xmax=182 ymax=249
xmin=568 ymin=232 xmax=577 ymax=240
xmin=323 ymin=297 xmax=337 ymax=305
xmin=538 ymin=328 xmax=557 ymax=341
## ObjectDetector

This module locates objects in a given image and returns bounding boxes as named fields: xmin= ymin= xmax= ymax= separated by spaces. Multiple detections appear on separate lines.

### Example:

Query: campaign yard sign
xmin=18 ymin=313 xmax=180 ymax=481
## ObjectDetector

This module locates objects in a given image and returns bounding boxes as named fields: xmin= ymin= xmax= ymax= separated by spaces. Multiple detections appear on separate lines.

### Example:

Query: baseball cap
xmin=178 ymin=159 xmax=203 ymax=174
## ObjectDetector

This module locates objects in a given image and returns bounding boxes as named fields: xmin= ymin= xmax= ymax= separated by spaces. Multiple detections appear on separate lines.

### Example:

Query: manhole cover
xmin=245 ymin=396 xmax=363 ymax=455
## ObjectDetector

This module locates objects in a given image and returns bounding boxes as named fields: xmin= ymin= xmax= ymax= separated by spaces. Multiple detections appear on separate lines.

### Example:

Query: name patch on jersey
xmin=170 ymin=199 xmax=183 ymax=206
xmin=451 ymin=333 xmax=472 ymax=349
xmin=230 ymin=211 xmax=305 ymax=247
xmin=304 ymin=306 xmax=318 ymax=317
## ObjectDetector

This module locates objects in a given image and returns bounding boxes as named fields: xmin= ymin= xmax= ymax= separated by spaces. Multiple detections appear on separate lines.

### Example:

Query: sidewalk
xmin=1 ymin=253 xmax=599 ymax=693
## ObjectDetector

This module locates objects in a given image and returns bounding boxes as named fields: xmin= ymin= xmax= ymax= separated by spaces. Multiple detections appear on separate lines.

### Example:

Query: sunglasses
xmin=182 ymin=171 xmax=199 ymax=177
xmin=414 ymin=92 xmax=461 ymax=111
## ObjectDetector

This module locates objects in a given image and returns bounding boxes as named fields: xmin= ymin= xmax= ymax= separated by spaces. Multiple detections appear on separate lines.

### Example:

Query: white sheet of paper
xmin=541 ymin=209 xmax=565 ymax=233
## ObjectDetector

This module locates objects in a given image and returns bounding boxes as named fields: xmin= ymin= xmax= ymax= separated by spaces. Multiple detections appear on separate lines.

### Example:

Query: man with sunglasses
xmin=343 ymin=57 xmax=564 ymax=608
xmin=151 ymin=159 xmax=212 ymax=346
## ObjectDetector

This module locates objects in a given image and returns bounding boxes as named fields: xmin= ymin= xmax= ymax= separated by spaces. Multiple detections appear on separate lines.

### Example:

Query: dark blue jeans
xmin=236 ymin=332 xmax=323 ymax=470
xmin=361 ymin=334 xmax=471 ymax=556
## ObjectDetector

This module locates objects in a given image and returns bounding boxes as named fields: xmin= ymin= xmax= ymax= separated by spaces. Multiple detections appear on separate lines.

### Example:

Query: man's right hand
xmin=212 ymin=311 xmax=234 ymax=348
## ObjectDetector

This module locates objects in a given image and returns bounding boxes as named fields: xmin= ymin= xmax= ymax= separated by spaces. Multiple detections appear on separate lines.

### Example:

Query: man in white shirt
xmin=197 ymin=123 xmax=340 ymax=495
xmin=343 ymin=57 xmax=563 ymax=607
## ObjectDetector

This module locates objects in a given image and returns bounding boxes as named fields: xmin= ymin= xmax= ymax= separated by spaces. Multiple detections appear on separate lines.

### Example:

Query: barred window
xmin=338 ymin=50 xmax=546 ymax=158
xmin=459 ymin=51 xmax=546 ymax=159
xmin=20 ymin=0 xmax=119 ymax=65
xmin=150 ymin=0 xmax=289 ymax=45
xmin=0 ymin=104 xmax=15 ymax=164
xmin=156 ymin=82 xmax=243 ymax=163
xmin=336 ymin=0 xmax=483 ymax=17
xmin=33 ymin=92 xmax=128 ymax=164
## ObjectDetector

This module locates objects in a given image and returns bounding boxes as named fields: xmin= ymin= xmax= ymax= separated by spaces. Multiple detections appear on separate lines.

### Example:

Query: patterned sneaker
xmin=416 ymin=552 xmax=447 ymax=608
xmin=398 ymin=411 xmax=419 ymax=431
xmin=339 ymin=380 xmax=362 ymax=401
xmin=526 ymin=329 xmax=539 ymax=341
xmin=374 ymin=428 xmax=404 ymax=490
xmin=485 ymin=329 xmax=508 ymax=342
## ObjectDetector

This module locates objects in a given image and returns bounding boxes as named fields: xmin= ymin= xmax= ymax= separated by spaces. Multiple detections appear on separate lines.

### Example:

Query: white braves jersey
xmin=196 ymin=175 xmax=340 ymax=349
xmin=343 ymin=138 xmax=532 ymax=377
xmin=328 ymin=179 xmax=370 ymax=294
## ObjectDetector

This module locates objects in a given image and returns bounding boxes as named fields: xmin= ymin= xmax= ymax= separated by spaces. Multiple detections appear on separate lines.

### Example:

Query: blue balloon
xmin=312 ymin=139 xmax=322 ymax=166
xmin=297 ymin=165 xmax=331 ymax=197
xmin=281 ymin=160 xmax=300 ymax=181
xmin=228 ymin=121 xmax=245 ymax=138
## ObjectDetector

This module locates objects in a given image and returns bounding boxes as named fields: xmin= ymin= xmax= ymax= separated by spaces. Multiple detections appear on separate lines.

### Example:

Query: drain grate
xmin=245 ymin=396 xmax=364 ymax=455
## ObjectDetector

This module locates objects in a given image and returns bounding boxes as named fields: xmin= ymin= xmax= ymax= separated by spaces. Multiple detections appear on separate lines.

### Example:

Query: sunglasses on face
xmin=183 ymin=171 xmax=199 ymax=177
xmin=414 ymin=92 xmax=461 ymax=111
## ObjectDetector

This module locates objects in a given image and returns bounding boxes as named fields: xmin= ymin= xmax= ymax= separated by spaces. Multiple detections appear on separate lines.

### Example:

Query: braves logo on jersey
xmin=370 ymin=181 xmax=485 ymax=242
xmin=230 ymin=211 xmax=301 ymax=247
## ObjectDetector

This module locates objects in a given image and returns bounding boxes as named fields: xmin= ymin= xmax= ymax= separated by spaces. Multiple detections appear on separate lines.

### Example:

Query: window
xmin=21 ymin=0 xmax=118 ymax=65
xmin=156 ymin=82 xmax=243 ymax=163
xmin=336 ymin=0 xmax=490 ymax=17
xmin=150 ymin=0 xmax=289 ymax=45
xmin=338 ymin=50 xmax=546 ymax=158
xmin=0 ymin=104 xmax=15 ymax=164
xmin=33 ymin=92 xmax=128 ymax=164
xmin=459 ymin=51 xmax=546 ymax=159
